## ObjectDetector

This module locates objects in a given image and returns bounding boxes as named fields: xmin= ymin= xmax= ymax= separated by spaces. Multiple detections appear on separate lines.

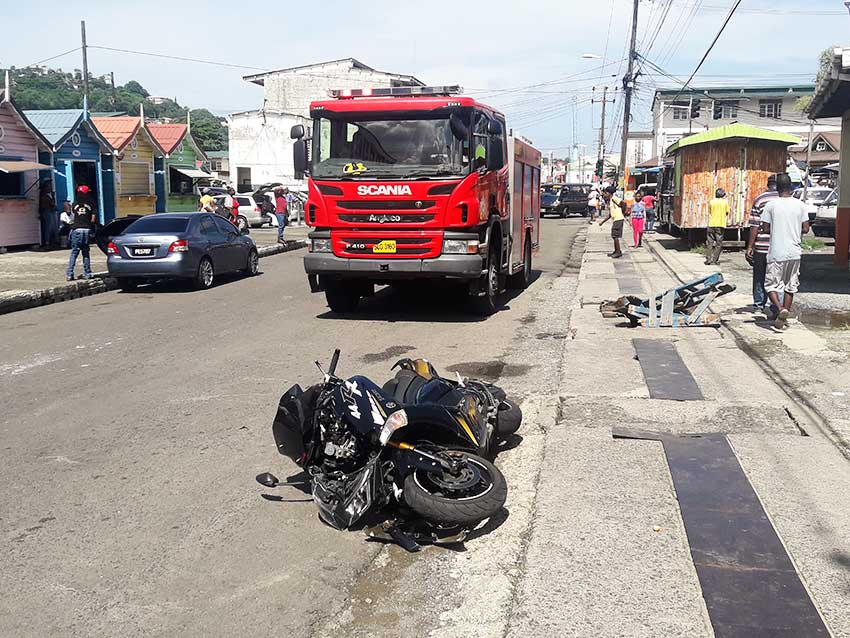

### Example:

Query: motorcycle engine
xmin=321 ymin=419 xmax=364 ymax=473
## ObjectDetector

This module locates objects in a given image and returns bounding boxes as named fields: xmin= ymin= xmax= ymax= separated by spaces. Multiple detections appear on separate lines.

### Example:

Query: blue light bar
xmin=329 ymin=85 xmax=463 ymax=99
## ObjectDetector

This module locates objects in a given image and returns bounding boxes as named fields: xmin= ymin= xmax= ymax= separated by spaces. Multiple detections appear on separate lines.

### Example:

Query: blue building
xmin=23 ymin=109 xmax=114 ymax=223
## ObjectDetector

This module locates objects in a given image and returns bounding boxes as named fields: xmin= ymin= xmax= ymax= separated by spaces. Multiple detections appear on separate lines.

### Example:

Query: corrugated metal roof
xmin=91 ymin=116 xmax=141 ymax=152
xmin=666 ymin=124 xmax=800 ymax=154
xmin=23 ymin=109 xmax=84 ymax=146
xmin=146 ymin=123 xmax=187 ymax=155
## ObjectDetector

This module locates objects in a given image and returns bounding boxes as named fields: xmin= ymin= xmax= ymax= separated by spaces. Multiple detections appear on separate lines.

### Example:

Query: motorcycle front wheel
xmin=403 ymin=451 xmax=507 ymax=526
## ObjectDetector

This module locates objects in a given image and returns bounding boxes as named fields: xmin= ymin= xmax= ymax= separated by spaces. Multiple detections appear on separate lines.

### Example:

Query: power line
xmin=89 ymin=45 xmax=271 ymax=71
xmin=24 ymin=47 xmax=82 ymax=68
xmin=658 ymin=0 xmax=743 ymax=117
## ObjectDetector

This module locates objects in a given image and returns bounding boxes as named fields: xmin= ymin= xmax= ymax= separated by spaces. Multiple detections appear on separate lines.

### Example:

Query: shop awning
xmin=171 ymin=166 xmax=211 ymax=180
xmin=0 ymin=160 xmax=54 ymax=173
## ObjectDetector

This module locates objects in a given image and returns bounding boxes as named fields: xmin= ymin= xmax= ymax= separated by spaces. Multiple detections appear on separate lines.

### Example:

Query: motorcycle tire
xmin=403 ymin=451 xmax=507 ymax=526
xmin=495 ymin=399 xmax=522 ymax=436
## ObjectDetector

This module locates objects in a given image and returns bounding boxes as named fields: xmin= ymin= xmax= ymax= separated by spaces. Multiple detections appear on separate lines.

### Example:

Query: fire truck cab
xmin=291 ymin=85 xmax=540 ymax=314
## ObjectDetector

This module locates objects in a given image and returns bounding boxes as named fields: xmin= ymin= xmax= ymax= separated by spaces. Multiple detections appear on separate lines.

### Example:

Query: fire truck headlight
xmin=442 ymin=239 xmax=480 ymax=254
xmin=311 ymin=238 xmax=332 ymax=253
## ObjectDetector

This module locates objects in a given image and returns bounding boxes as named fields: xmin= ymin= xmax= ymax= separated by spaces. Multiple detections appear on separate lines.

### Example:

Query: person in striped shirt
xmin=745 ymin=175 xmax=780 ymax=317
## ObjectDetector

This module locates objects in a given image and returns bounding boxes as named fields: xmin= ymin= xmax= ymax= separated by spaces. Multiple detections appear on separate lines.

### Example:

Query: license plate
xmin=133 ymin=248 xmax=153 ymax=256
xmin=372 ymin=240 xmax=397 ymax=254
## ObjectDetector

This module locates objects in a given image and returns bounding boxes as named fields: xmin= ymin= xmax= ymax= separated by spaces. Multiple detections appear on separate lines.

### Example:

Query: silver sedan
xmin=104 ymin=213 xmax=259 ymax=290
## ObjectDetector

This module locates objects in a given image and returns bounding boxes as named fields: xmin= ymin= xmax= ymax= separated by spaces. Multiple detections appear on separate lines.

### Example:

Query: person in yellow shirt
xmin=706 ymin=188 xmax=730 ymax=265
xmin=598 ymin=185 xmax=628 ymax=258
xmin=198 ymin=188 xmax=215 ymax=212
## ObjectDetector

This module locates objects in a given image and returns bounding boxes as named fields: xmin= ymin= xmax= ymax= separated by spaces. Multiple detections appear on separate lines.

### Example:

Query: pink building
xmin=0 ymin=73 xmax=51 ymax=249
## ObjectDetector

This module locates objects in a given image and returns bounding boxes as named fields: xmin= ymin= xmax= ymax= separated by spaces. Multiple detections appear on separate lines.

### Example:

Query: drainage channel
xmin=615 ymin=428 xmax=830 ymax=637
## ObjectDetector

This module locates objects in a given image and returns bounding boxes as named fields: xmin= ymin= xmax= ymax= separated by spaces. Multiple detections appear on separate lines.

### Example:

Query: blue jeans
xmin=275 ymin=213 xmax=287 ymax=241
xmin=752 ymin=252 xmax=780 ymax=312
xmin=67 ymin=228 xmax=92 ymax=278
xmin=645 ymin=210 xmax=655 ymax=231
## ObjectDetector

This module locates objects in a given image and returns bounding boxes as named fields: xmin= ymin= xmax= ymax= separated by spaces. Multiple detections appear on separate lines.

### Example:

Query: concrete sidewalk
xmin=504 ymin=223 xmax=850 ymax=636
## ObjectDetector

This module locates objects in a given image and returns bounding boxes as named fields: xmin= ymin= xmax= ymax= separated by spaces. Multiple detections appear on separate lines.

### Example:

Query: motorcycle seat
xmin=382 ymin=370 xmax=459 ymax=408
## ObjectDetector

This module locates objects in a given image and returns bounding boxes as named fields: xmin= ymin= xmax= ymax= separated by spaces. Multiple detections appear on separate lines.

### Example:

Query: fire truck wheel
xmin=325 ymin=281 xmax=360 ymax=313
xmin=508 ymin=234 xmax=532 ymax=290
xmin=472 ymin=245 xmax=500 ymax=315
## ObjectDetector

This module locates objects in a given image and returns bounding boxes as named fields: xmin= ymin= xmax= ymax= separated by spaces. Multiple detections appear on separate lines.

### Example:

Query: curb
xmin=0 ymin=240 xmax=307 ymax=317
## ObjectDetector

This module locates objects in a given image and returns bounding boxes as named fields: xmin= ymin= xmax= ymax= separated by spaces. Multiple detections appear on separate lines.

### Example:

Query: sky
xmin=3 ymin=0 xmax=849 ymax=158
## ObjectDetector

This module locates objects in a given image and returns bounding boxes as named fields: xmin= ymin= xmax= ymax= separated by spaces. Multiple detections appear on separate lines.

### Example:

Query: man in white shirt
xmin=760 ymin=173 xmax=810 ymax=330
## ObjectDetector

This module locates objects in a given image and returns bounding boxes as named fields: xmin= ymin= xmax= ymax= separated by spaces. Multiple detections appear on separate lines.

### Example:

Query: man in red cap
xmin=66 ymin=185 xmax=95 ymax=281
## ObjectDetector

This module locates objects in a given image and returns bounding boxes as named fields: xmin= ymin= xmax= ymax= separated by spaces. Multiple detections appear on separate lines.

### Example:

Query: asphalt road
xmin=0 ymin=217 xmax=585 ymax=638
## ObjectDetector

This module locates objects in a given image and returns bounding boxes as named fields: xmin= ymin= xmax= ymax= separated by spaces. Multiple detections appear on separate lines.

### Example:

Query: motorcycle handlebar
xmin=328 ymin=349 xmax=341 ymax=377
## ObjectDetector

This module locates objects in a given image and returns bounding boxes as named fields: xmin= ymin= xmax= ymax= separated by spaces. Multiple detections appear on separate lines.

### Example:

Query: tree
xmin=182 ymin=109 xmax=227 ymax=152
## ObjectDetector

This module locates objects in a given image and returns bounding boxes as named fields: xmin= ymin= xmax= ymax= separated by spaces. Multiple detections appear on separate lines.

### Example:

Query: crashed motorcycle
xmin=258 ymin=350 xmax=521 ymax=547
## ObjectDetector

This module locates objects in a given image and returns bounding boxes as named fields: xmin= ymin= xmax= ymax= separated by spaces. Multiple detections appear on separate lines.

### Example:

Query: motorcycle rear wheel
xmin=403 ymin=451 xmax=507 ymax=526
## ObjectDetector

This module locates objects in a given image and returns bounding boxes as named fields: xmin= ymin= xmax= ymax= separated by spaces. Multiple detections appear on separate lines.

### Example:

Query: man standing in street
xmin=746 ymin=174 xmax=780 ymax=316
xmin=705 ymin=188 xmax=730 ymax=265
xmin=274 ymin=187 xmax=288 ymax=244
xmin=599 ymin=185 xmax=627 ymax=258
xmin=66 ymin=185 xmax=95 ymax=281
xmin=760 ymin=173 xmax=810 ymax=330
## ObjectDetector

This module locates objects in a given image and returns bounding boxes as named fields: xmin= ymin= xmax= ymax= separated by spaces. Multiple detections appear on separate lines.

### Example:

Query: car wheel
xmin=325 ymin=280 xmax=360 ymax=313
xmin=243 ymin=248 xmax=259 ymax=276
xmin=472 ymin=244 xmax=500 ymax=316
xmin=116 ymin=277 xmax=139 ymax=291
xmin=235 ymin=216 xmax=248 ymax=233
xmin=195 ymin=257 xmax=214 ymax=290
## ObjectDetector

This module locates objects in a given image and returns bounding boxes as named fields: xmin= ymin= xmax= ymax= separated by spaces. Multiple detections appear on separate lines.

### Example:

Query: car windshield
xmin=312 ymin=113 xmax=467 ymax=179
xmin=124 ymin=217 xmax=190 ymax=234
xmin=542 ymin=185 xmax=562 ymax=195
xmin=824 ymin=189 xmax=839 ymax=205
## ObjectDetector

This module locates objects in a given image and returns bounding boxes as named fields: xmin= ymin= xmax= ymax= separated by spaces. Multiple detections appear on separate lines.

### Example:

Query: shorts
xmin=611 ymin=219 xmax=624 ymax=239
xmin=765 ymin=259 xmax=801 ymax=294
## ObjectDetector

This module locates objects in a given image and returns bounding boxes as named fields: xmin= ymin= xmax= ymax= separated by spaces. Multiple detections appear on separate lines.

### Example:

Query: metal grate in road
xmin=633 ymin=338 xmax=703 ymax=401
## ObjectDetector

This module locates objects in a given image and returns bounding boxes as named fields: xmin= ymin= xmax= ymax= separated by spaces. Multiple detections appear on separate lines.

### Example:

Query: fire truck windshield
xmin=311 ymin=114 xmax=468 ymax=180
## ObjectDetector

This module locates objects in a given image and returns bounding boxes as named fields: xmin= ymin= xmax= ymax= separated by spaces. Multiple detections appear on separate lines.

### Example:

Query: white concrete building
xmin=625 ymin=131 xmax=654 ymax=168
xmin=651 ymin=85 xmax=842 ymax=158
xmin=228 ymin=58 xmax=423 ymax=190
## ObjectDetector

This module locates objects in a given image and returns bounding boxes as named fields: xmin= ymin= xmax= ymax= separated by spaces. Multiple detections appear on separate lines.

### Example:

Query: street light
xmin=582 ymin=53 xmax=603 ymax=60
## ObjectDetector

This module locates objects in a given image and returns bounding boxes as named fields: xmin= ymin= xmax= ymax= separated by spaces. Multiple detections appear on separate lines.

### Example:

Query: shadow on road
xmin=115 ymin=271 xmax=265 ymax=294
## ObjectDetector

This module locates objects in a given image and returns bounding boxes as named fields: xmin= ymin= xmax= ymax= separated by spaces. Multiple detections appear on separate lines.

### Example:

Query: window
xmin=236 ymin=197 xmax=252 ymax=207
xmin=672 ymin=101 xmax=689 ymax=120
xmin=200 ymin=216 xmax=218 ymax=235
xmin=713 ymin=100 xmax=739 ymax=120
xmin=121 ymin=162 xmax=150 ymax=195
xmin=815 ymin=141 xmax=827 ymax=152
xmin=759 ymin=100 xmax=782 ymax=119
xmin=214 ymin=216 xmax=237 ymax=235
xmin=125 ymin=216 xmax=189 ymax=233
xmin=473 ymin=114 xmax=489 ymax=170
xmin=514 ymin=160 xmax=523 ymax=217
xmin=0 ymin=170 xmax=24 ymax=197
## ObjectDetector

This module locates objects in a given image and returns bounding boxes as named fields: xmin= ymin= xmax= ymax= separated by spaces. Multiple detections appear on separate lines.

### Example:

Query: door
xmin=236 ymin=167 xmax=252 ymax=193
xmin=199 ymin=215 xmax=229 ymax=272
xmin=213 ymin=215 xmax=242 ymax=272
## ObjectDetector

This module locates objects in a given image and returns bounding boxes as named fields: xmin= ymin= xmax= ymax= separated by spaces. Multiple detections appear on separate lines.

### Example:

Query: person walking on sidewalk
xmin=599 ymin=186 xmax=627 ymax=258
xmin=642 ymin=191 xmax=656 ymax=232
xmin=630 ymin=197 xmax=645 ymax=248
xmin=746 ymin=175 xmax=780 ymax=316
xmin=66 ymin=186 xmax=95 ymax=281
xmin=705 ymin=188 xmax=730 ymax=265
xmin=274 ymin=187 xmax=289 ymax=244
xmin=760 ymin=173 xmax=810 ymax=330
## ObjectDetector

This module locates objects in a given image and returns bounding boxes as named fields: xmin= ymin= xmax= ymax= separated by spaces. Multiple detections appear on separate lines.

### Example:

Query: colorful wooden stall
xmin=147 ymin=122 xmax=209 ymax=212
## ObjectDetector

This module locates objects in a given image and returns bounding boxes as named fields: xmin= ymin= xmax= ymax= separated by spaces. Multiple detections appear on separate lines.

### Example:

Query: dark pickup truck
xmin=541 ymin=183 xmax=590 ymax=217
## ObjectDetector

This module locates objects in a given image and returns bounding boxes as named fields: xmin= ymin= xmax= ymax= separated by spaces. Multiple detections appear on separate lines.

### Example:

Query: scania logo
xmin=368 ymin=214 xmax=402 ymax=223
xmin=357 ymin=185 xmax=413 ymax=196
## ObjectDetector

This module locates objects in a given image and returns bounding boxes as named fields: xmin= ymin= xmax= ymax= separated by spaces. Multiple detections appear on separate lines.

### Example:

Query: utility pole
xmin=80 ymin=21 xmax=90 ymax=111
xmin=803 ymin=118 xmax=815 ymax=200
xmin=109 ymin=72 xmax=117 ymax=111
xmin=618 ymin=0 xmax=640 ymax=189
xmin=593 ymin=86 xmax=612 ymax=161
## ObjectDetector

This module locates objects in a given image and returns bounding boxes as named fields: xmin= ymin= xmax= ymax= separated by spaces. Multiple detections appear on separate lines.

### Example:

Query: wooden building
xmin=91 ymin=114 xmax=165 ymax=218
xmin=0 ymin=75 xmax=52 ymax=249
xmin=24 ymin=109 xmax=113 ymax=223
xmin=147 ymin=122 xmax=209 ymax=212
xmin=659 ymin=124 xmax=798 ymax=231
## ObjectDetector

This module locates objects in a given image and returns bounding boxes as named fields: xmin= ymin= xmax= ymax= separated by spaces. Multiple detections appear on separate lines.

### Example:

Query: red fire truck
xmin=290 ymin=85 xmax=541 ymax=314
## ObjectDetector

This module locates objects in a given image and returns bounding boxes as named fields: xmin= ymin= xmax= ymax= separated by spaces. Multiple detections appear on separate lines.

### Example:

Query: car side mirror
xmin=293 ymin=139 xmax=308 ymax=180
xmin=290 ymin=125 xmax=305 ymax=140
xmin=486 ymin=137 xmax=504 ymax=172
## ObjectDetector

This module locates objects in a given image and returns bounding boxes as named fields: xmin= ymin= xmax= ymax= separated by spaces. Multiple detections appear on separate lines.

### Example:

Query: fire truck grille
xmin=338 ymin=213 xmax=435 ymax=224
xmin=336 ymin=200 xmax=436 ymax=210
xmin=336 ymin=235 xmax=436 ymax=257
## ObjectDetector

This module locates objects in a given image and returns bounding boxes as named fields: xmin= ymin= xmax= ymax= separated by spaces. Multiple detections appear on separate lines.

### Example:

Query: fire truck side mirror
xmin=293 ymin=140 xmax=308 ymax=179
xmin=290 ymin=125 xmax=305 ymax=140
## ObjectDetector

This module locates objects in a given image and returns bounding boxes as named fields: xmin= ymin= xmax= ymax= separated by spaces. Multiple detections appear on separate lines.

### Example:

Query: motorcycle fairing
xmin=273 ymin=384 xmax=321 ymax=465
xmin=396 ymin=404 xmax=488 ymax=455
xmin=331 ymin=375 xmax=402 ymax=438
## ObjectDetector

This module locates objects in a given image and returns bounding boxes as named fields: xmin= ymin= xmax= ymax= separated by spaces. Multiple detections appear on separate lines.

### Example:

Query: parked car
xmin=558 ymin=184 xmax=592 ymax=217
xmin=104 ymin=213 xmax=259 ymax=290
xmin=212 ymin=194 xmax=265 ymax=230
xmin=792 ymin=186 xmax=834 ymax=222
xmin=812 ymin=189 xmax=839 ymax=238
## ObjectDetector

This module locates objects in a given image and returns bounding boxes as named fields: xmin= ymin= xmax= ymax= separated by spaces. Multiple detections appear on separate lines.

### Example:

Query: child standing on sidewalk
xmin=705 ymin=189 xmax=730 ymax=265
xmin=630 ymin=198 xmax=645 ymax=248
